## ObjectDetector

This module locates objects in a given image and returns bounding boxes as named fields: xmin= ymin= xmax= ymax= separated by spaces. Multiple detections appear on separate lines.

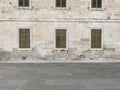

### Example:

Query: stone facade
xmin=0 ymin=0 xmax=120 ymax=60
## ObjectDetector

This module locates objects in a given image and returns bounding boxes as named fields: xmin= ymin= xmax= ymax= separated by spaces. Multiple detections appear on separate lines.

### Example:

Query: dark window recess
xmin=19 ymin=29 xmax=30 ymax=48
xmin=91 ymin=0 xmax=102 ymax=8
xmin=91 ymin=29 xmax=102 ymax=48
xmin=56 ymin=29 xmax=66 ymax=48
xmin=19 ymin=0 xmax=29 ymax=7
xmin=56 ymin=0 xmax=66 ymax=7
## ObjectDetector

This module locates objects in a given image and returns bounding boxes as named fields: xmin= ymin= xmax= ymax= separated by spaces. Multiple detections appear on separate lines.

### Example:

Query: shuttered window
xmin=91 ymin=0 xmax=102 ymax=8
xmin=91 ymin=29 xmax=102 ymax=48
xmin=56 ymin=29 xmax=66 ymax=48
xmin=56 ymin=0 xmax=66 ymax=7
xmin=19 ymin=0 xmax=29 ymax=7
xmin=19 ymin=29 xmax=30 ymax=48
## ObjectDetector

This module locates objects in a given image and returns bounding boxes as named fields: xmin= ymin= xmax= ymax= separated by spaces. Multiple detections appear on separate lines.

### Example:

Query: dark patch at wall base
xmin=0 ymin=47 xmax=120 ymax=60
xmin=0 ymin=51 xmax=12 ymax=61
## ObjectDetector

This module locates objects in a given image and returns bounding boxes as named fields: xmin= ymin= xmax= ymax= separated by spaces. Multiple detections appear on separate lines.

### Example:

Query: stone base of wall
xmin=0 ymin=47 xmax=120 ymax=61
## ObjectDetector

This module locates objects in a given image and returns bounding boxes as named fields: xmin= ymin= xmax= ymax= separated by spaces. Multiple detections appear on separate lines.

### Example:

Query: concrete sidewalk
xmin=0 ymin=63 xmax=120 ymax=90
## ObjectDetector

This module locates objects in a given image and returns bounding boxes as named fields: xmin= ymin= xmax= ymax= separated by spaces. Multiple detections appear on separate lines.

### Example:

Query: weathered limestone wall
xmin=0 ymin=0 xmax=120 ymax=60
xmin=0 ymin=0 xmax=120 ymax=19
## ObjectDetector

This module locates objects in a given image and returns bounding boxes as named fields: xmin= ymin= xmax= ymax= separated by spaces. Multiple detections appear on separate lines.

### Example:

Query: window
xmin=91 ymin=0 xmax=102 ymax=8
xmin=91 ymin=29 xmax=102 ymax=48
xmin=19 ymin=0 xmax=29 ymax=7
xmin=19 ymin=29 xmax=30 ymax=48
xmin=56 ymin=0 xmax=66 ymax=7
xmin=56 ymin=29 xmax=66 ymax=48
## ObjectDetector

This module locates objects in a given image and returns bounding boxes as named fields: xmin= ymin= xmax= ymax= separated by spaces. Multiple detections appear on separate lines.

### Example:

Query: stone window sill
xmin=18 ymin=7 xmax=32 ymax=10
xmin=89 ymin=8 xmax=105 ymax=11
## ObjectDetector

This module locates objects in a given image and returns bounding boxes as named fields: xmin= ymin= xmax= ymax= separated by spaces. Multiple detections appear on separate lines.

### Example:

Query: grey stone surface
xmin=5 ymin=80 xmax=27 ymax=86
xmin=0 ymin=63 xmax=120 ymax=90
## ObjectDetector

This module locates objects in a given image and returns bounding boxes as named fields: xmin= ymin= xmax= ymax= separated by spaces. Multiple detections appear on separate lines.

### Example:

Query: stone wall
xmin=0 ymin=0 xmax=120 ymax=60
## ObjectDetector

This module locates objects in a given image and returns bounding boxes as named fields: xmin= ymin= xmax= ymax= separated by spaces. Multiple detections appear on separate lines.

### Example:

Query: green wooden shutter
xmin=19 ymin=0 xmax=29 ymax=7
xmin=56 ymin=0 xmax=61 ymax=7
xmin=19 ymin=0 xmax=24 ymax=6
xmin=56 ymin=30 xmax=60 ymax=48
xmin=19 ymin=29 xmax=30 ymax=48
xmin=98 ymin=29 xmax=102 ymax=48
xmin=25 ymin=0 xmax=29 ymax=6
xmin=97 ymin=0 xmax=102 ymax=8
xmin=61 ymin=30 xmax=66 ymax=48
xmin=62 ymin=0 xmax=66 ymax=7
xmin=91 ymin=29 xmax=102 ymax=48
xmin=91 ymin=29 xmax=94 ymax=48
xmin=92 ymin=0 xmax=96 ymax=8
xmin=25 ymin=29 xmax=30 ymax=48
xmin=92 ymin=0 xmax=102 ymax=8
xmin=19 ymin=29 xmax=25 ymax=48
xmin=56 ymin=0 xmax=66 ymax=7
xmin=56 ymin=29 xmax=66 ymax=48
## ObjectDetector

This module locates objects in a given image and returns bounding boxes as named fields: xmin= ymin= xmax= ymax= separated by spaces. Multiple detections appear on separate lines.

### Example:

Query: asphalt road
xmin=0 ymin=63 xmax=120 ymax=90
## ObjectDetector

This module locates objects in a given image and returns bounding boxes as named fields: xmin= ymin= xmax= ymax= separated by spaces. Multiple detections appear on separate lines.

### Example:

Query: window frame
xmin=54 ymin=29 xmax=68 ymax=50
xmin=18 ymin=0 xmax=32 ymax=9
xmin=90 ymin=28 xmax=103 ymax=50
xmin=90 ymin=0 xmax=103 ymax=11
xmin=55 ymin=0 xmax=68 ymax=10
xmin=18 ymin=27 xmax=32 ymax=50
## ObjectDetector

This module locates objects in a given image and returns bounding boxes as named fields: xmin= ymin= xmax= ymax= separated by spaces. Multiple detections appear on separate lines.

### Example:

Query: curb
xmin=0 ymin=59 xmax=120 ymax=63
